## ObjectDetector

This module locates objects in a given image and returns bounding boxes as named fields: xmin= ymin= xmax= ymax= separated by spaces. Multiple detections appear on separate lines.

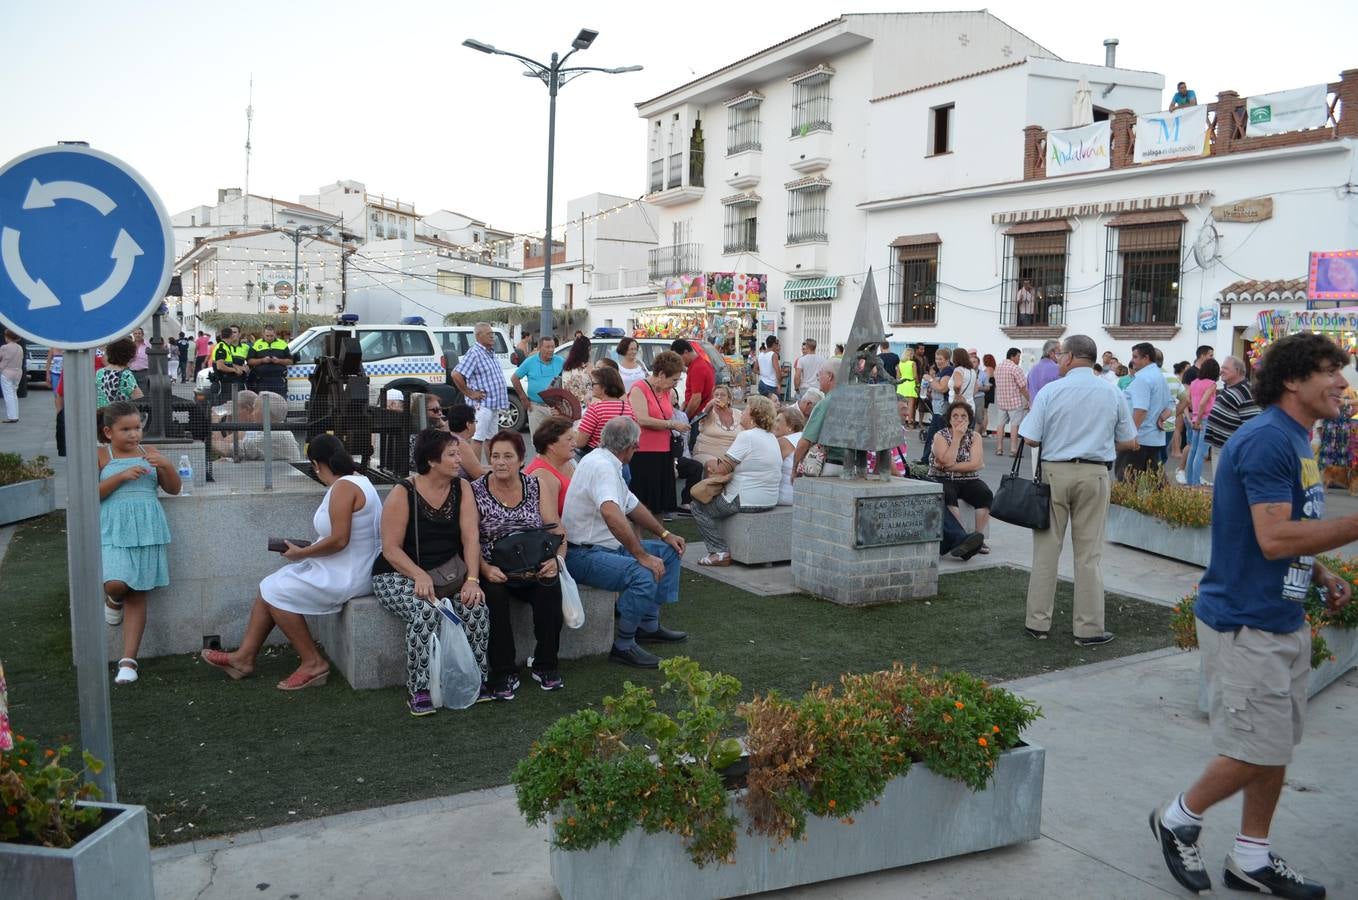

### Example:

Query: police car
xmin=196 ymin=321 xmax=527 ymax=429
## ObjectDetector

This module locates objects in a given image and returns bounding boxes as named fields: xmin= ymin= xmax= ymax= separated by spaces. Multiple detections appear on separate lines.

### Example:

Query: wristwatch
xmin=660 ymin=529 xmax=672 ymax=540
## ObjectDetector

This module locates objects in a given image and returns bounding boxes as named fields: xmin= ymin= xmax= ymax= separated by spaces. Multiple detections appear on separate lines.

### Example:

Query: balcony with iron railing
xmin=647 ymin=244 xmax=703 ymax=281
xmin=1022 ymin=69 xmax=1357 ymax=180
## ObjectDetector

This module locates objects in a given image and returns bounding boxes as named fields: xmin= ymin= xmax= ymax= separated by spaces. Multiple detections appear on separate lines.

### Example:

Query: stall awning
xmin=784 ymin=276 xmax=842 ymax=302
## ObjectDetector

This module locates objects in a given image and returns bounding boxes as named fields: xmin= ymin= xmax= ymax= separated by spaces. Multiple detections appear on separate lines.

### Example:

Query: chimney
xmin=1103 ymin=38 xmax=1119 ymax=68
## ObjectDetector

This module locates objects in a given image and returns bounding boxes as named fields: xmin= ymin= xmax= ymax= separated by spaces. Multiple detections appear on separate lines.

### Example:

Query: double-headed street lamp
xmin=463 ymin=29 xmax=642 ymax=339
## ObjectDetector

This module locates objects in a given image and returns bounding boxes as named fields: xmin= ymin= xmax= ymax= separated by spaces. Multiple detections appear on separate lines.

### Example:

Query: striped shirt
xmin=578 ymin=399 xmax=637 ymax=448
xmin=1204 ymin=381 xmax=1261 ymax=448
xmin=995 ymin=359 xmax=1027 ymax=410
xmin=453 ymin=342 xmax=508 ymax=411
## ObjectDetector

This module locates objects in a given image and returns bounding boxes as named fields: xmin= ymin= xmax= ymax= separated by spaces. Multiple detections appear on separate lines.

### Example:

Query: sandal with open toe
xmin=202 ymin=648 xmax=251 ymax=680
xmin=698 ymin=552 xmax=731 ymax=567
xmin=277 ymin=669 xmax=329 ymax=691
xmin=114 ymin=658 xmax=139 ymax=685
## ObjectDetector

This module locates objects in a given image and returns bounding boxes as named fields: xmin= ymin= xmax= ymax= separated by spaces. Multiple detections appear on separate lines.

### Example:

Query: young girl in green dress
xmin=98 ymin=402 xmax=181 ymax=684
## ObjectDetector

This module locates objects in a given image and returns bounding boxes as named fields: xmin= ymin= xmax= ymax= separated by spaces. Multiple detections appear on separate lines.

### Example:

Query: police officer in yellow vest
xmin=248 ymin=325 xmax=292 ymax=397
xmin=211 ymin=325 xmax=249 ymax=400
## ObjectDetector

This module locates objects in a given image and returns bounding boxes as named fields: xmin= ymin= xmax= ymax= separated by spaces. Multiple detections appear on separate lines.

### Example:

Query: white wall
xmin=861 ymin=141 xmax=1358 ymax=367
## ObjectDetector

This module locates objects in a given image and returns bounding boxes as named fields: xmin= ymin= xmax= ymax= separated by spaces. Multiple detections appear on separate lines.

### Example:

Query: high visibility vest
xmin=251 ymin=338 xmax=289 ymax=354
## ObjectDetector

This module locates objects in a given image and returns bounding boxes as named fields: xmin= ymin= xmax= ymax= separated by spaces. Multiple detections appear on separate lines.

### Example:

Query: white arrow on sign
xmin=80 ymin=230 xmax=143 ymax=311
xmin=1 ymin=226 xmax=61 ymax=310
xmin=23 ymin=178 xmax=117 ymax=215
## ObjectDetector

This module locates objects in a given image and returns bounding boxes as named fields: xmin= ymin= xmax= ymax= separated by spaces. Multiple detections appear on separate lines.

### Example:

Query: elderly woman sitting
xmin=692 ymin=395 xmax=783 ymax=567
xmin=238 ymin=391 xmax=301 ymax=462
xmin=929 ymin=401 xmax=993 ymax=555
xmin=471 ymin=430 xmax=565 ymax=697
xmin=773 ymin=406 xmax=805 ymax=506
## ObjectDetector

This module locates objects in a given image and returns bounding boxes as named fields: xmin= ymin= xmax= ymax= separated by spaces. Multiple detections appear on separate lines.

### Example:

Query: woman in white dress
xmin=202 ymin=435 xmax=382 ymax=691
xmin=616 ymin=337 xmax=647 ymax=395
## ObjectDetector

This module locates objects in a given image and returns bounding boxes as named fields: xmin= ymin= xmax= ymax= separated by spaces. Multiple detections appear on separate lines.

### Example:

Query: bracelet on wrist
xmin=659 ymin=529 xmax=671 ymax=540
xmin=466 ymin=576 xmax=480 ymax=584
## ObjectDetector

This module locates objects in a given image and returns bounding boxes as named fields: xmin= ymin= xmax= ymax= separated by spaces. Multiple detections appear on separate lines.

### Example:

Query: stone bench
xmin=718 ymin=507 xmax=794 ymax=565
xmin=308 ymin=586 xmax=617 ymax=690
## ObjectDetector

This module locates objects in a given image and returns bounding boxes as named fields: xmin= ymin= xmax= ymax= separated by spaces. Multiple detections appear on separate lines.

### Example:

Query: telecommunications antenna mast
xmin=243 ymin=75 xmax=254 ymax=226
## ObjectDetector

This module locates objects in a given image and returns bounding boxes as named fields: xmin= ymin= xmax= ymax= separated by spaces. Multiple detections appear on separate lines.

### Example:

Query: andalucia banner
xmin=1247 ymin=85 xmax=1328 ymax=136
xmin=1047 ymin=121 xmax=1110 ymax=175
xmin=1134 ymin=106 xmax=1210 ymax=163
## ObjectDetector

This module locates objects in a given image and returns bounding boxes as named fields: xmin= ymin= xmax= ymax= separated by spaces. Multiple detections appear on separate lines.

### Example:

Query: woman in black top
xmin=372 ymin=429 xmax=486 ymax=716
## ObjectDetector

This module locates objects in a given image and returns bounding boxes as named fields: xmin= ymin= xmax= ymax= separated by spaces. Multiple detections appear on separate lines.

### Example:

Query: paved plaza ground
xmin=3 ymin=386 xmax=1357 ymax=898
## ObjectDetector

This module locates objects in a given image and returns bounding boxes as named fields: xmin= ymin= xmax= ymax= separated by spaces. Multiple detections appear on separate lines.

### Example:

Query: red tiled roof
xmin=870 ymin=58 xmax=1030 ymax=103
xmin=1219 ymin=277 xmax=1307 ymax=296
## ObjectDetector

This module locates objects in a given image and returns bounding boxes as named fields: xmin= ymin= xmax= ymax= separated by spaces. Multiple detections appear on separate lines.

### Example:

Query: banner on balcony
xmin=706 ymin=272 xmax=767 ymax=309
xmin=664 ymin=274 xmax=706 ymax=307
xmin=1047 ymin=121 xmax=1110 ymax=175
xmin=1134 ymin=106 xmax=1210 ymax=163
xmin=1247 ymin=85 xmax=1328 ymax=136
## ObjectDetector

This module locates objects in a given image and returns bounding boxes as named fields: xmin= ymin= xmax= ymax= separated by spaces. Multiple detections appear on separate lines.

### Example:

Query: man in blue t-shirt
xmin=1149 ymin=333 xmax=1355 ymax=899
xmin=1170 ymin=81 xmax=1198 ymax=110
xmin=1115 ymin=341 xmax=1173 ymax=482
xmin=512 ymin=335 xmax=565 ymax=437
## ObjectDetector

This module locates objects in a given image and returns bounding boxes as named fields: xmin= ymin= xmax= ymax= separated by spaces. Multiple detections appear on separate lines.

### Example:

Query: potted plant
xmin=0 ymin=736 xmax=154 ymax=899
xmin=1107 ymin=467 xmax=1213 ymax=566
xmin=0 ymin=453 xmax=56 ymax=527
xmin=1173 ymin=555 xmax=1358 ymax=710
xmin=515 ymin=658 xmax=1044 ymax=900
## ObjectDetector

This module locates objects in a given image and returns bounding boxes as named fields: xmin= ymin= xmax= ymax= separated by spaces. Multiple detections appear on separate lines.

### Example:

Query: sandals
xmin=977 ymin=544 xmax=991 ymax=555
xmin=698 ymin=552 xmax=732 ymax=567
xmin=114 ymin=658 xmax=138 ymax=685
xmin=277 ymin=669 xmax=329 ymax=691
xmin=202 ymin=648 xmax=251 ymax=681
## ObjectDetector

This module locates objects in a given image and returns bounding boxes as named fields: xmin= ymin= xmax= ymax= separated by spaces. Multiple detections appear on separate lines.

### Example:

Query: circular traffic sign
xmin=273 ymin=280 xmax=293 ymax=299
xmin=0 ymin=145 xmax=173 ymax=349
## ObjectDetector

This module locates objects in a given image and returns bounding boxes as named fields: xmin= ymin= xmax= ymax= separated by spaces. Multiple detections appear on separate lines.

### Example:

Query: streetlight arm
xmin=560 ymin=65 xmax=643 ymax=75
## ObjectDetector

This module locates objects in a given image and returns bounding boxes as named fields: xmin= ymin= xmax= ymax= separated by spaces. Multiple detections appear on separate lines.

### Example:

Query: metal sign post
xmin=0 ymin=145 xmax=174 ymax=801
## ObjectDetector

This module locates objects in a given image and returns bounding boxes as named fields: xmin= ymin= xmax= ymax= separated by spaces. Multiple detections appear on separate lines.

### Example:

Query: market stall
xmin=639 ymin=273 xmax=771 ymax=353
xmin=1249 ymin=307 xmax=1358 ymax=364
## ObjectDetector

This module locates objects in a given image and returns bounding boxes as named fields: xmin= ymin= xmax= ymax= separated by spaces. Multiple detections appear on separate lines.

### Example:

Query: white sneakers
xmin=114 ymin=658 xmax=138 ymax=685
xmin=1174 ymin=470 xmax=1187 ymax=485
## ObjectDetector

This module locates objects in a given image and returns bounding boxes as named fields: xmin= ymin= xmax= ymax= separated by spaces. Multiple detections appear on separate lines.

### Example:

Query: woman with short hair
xmin=615 ymin=337 xmax=646 ymax=395
xmin=693 ymin=395 xmax=783 ymax=566
xmin=372 ymin=429 xmax=488 ymax=716
xmin=444 ymin=402 xmax=484 ymax=479
xmin=472 ymin=430 xmax=565 ymax=696
xmin=773 ymin=406 xmax=805 ymax=507
xmin=96 ymin=337 xmax=144 ymax=408
xmin=629 ymin=350 xmax=689 ymax=517
xmin=691 ymin=385 xmax=742 ymax=465
xmin=203 ymin=435 xmax=383 ymax=689
xmin=574 ymin=366 xmax=635 ymax=451
xmin=527 ymin=416 xmax=576 ymax=517
xmin=929 ymin=401 xmax=993 ymax=554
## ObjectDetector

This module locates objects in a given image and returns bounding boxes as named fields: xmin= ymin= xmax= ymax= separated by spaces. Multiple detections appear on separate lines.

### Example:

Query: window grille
xmin=799 ymin=302 xmax=832 ymax=350
xmin=723 ymin=201 xmax=758 ymax=253
xmin=1103 ymin=223 xmax=1183 ymax=325
xmin=786 ymin=186 xmax=827 ymax=243
xmin=887 ymin=244 xmax=939 ymax=325
xmin=727 ymin=104 xmax=761 ymax=154
xmin=791 ymin=78 xmax=832 ymax=135
xmin=1000 ymin=231 xmax=1069 ymax=326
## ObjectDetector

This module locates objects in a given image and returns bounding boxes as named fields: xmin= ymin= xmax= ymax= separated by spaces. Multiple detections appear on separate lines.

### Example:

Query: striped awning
xmin=784 ymin=276 xmax=841 ymax=301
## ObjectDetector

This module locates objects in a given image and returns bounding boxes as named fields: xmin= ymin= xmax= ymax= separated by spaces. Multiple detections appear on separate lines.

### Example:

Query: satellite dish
xmin=1192 ymin=223 xmax=1220 ymax=269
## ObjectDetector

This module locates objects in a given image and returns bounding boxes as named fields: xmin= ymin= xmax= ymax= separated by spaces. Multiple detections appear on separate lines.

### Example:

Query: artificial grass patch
xmin=1 ymin=512 xmax=1172 ymax=844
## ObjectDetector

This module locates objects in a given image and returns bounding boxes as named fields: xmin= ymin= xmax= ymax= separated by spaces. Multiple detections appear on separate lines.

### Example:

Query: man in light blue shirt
xmin=1116 ymin=341 xmax=1174 ymax=482
xmin=513 ymin=335 xmax=565 ymax=436
xmin=1019 ymin=334 xmax=1139 ymax=647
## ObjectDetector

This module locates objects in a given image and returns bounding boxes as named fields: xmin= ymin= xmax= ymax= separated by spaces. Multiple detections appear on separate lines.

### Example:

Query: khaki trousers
xmin=527 ymin=403 xmax=553 ymax=439
xmin=1026 ymin=461 xmax=1110 ymax=637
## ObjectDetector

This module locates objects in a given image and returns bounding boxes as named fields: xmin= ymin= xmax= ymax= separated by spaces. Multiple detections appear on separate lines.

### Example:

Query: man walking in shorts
xmin=450 ymin=322 xmax=509 ymax=457
xmin=1149 ymin=332 xmax=1355 ymax=898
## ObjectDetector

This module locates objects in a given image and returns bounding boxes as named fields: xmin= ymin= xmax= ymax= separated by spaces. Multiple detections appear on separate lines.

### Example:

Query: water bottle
xmin=177 ymin=455 xmax=194 ymax=495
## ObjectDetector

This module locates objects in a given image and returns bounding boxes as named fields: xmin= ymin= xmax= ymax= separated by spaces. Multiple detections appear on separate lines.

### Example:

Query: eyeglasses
xmin=428 ymin=409 xmax=446 ymax=417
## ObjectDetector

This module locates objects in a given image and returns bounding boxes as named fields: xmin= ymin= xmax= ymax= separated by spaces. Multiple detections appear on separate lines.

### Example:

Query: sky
xmin=3 ymin=0 xmax=1354 ymax=242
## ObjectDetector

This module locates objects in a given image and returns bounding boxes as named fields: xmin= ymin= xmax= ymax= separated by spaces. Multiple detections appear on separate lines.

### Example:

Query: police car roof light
xmin=401 ymin=316 xmax=426 ymax=326
xmin=338 ymin=313 xmax=360 ymax=325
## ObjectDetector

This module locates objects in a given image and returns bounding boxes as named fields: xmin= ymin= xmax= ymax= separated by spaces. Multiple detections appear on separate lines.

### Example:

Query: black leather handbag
xmin=990 ymin=446 xmax=1051 ymax=530
xmin=490 ymin=527 xmax=564 ymax=579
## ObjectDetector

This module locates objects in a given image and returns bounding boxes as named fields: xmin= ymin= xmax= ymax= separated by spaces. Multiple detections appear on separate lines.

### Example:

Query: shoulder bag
xmin=408 ymin=480 xmax=468 ymax=599
xmin=490 ymin=527 xmax=564 ymax=580
xmin=990 ymin=445 xmax=1050 ymax=530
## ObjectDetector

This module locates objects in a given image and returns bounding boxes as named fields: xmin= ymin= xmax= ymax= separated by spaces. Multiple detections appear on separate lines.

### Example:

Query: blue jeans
xmin=758 ymin=382 xmax=779 ymax=400
xmin=565 ymin=541 xmax=682 ymax=648
xmin=1185 ymin=424 xmax=1208 ymax=485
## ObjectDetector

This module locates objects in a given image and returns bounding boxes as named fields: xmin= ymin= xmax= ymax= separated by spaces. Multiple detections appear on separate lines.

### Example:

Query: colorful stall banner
xmin=1247 ymin=84 xmax=1329 ymax=136
xmin=663 ymin=274 xmax=706 ymax=307
xmin=1047 ymin=121 xmax=1111 ymax=175
xmin=1134 ymin=106 xmax=1210 ymax=163
xmin=706 ymin=272 xmax=767 ymax=309
xmin=1287 ymin=307 xmax=1358 ymax=335
xmin=1309 ymin=250 xmax=1358 ymax=301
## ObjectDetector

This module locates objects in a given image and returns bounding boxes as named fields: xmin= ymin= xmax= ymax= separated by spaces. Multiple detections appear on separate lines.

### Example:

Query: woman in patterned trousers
xmin=372 ymin=429 xmax=488 ymax=716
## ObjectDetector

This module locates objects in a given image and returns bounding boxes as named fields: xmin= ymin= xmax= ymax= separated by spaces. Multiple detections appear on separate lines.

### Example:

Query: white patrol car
xmin=196 ymin=323 xmax=528 ymax=430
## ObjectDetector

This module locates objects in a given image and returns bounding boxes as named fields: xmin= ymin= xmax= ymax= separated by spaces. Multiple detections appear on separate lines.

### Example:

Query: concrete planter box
xmin=1106 ymin=505 xmax=1211 ymax=567
xmin=0 ymin=476 xmax=56 ymax=526
xmin=0 ymin=801 xmax=154 ymax=900
xmin=548 ymin=742 xmax=1044 ymax=900
xmin=1198 ymin=626 xmax=1358 ymax=713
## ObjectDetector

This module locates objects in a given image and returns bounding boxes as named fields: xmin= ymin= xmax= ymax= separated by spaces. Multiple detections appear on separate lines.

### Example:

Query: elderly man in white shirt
xmin=562 ymin=416 xmax=689 ymax=668
xmin=1020 ymin=333 xmax=1139 ymax=647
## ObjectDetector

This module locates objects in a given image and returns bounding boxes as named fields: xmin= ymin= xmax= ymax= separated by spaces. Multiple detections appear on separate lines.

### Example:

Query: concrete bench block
xmin=718 ymin=507 xmax=794 ymax=565
xmin=310 ymin=586 xmax=618 ymax=690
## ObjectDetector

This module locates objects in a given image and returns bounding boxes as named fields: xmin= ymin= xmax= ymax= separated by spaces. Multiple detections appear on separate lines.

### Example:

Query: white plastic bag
xmin=429 ymin=599 xmax=481 ymax=709
xmin=558 ymin=555 xmax=585 ymax=630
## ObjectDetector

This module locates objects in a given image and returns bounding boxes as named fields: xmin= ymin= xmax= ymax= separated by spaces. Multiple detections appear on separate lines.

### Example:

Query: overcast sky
xmin=3 ymin=0 xmax=1353 ymax=240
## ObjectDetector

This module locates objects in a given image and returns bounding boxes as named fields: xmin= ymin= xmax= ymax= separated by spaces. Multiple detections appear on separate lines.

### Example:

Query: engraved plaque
xmin=854 ymin=494 xmax=941 ymax=548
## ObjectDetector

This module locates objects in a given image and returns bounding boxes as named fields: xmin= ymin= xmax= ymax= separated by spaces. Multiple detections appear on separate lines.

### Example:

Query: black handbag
xmin=990 ymin=446 xmax=1051 ymax=530
xmin=490 ymin=527 xmax=564 ymax=579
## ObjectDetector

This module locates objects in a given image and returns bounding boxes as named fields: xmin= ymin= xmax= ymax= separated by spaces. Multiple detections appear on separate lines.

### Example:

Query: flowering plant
xmin=0 ymin=735 xmax=105 ymax=847
xmin=1110 ymin=467 xmax=1212 ymax=528
xmin=0 ymin=453 xmax=54 ymax=488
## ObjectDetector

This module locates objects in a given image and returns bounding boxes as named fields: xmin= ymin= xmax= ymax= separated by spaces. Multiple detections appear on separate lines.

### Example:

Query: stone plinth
xmin=792 ymin=477 xmax=942 ymax=605
xmin=1106 ymin=505 xmax=1211 ymax=567
xmin=309 ymin=588 xmax=618 ymax=690
xmin=719 ymin=508 xmax=793 ymax=565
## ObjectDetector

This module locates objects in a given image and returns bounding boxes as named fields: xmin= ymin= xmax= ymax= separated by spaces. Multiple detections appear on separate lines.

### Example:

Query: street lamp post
xmin=274 ymin=222 xmax=332 ymax=336
xmin=463 ymin=30 xmax=641 ymax=339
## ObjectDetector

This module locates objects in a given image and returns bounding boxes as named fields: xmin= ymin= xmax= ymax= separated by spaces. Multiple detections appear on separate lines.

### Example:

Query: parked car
xmin=195 ymin=323 xmax=528 ymax=430
xmin=22 ymin=343 xmax=51 ymax=388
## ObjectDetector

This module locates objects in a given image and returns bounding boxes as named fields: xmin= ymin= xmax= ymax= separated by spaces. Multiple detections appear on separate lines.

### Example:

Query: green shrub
xmin=1110 ymin=466 xmax=1212 ymax=528
xmin=0 ymin=454 xmax=54 ymax=489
